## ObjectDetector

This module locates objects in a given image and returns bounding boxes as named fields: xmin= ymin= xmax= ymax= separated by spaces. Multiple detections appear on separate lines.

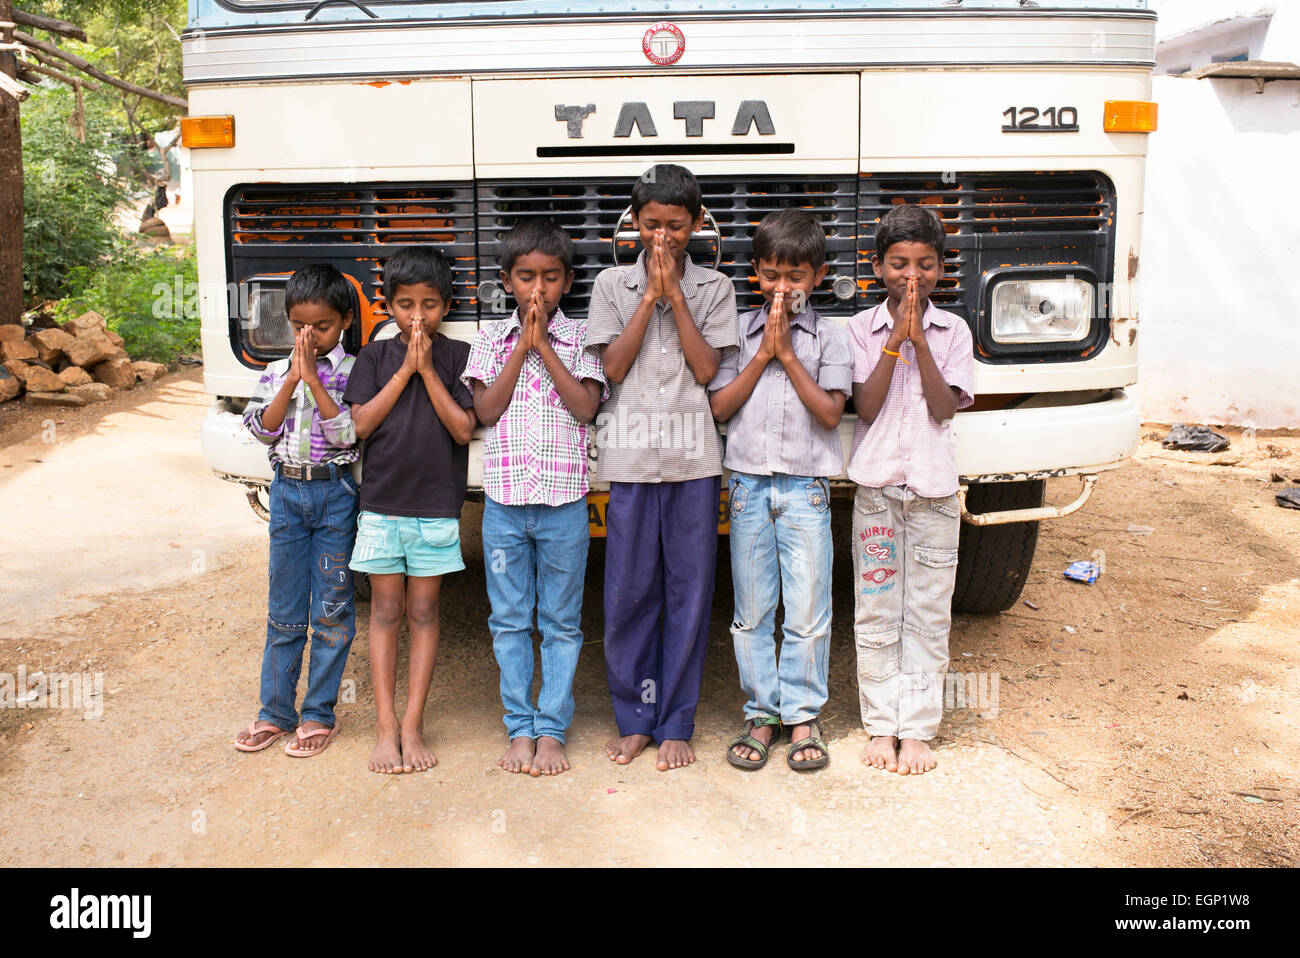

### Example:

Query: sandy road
xmin=0 ymin=372 xmax=1296 ymax=867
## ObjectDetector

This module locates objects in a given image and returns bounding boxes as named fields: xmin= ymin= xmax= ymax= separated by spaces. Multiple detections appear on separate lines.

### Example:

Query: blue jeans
xmin=259 ymin=467 xmax=359 ymax=729
xmin=727 ymin=472 xmax=833 ymax=726
xmin=482 ymin=496 xmax=589 ymax=743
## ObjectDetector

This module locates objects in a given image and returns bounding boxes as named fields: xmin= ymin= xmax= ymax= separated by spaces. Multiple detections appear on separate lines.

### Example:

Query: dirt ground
xmin=0 ymin=370 xmax=1296 ymax=867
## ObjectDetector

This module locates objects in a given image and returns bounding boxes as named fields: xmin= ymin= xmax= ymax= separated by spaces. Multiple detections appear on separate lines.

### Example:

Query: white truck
xmin=185 ymin=0 xmax=1156 ymax=612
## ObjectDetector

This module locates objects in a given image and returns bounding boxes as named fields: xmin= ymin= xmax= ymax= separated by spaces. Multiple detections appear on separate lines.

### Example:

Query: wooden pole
xmin=16 ymin=57 xmax=102 ymax=92
xmin=0 ymin=0 xmax=24 ymax=326
xmin=15 ymin=30 xmax=188 ymax=110
xmin=13 ymin=9 xmax=88 ymax=42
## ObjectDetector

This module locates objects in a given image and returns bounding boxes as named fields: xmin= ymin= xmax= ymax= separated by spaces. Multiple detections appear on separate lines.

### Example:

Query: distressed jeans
xmin=851 ymin=484 xmax=960 ymax=740
xmin=482 ymin=496 xmax=589 ymax=743
xmin=727 ymin=472 xmax=833 ymax=726
xmin=260 ymin=468 xmax=359 ymax=730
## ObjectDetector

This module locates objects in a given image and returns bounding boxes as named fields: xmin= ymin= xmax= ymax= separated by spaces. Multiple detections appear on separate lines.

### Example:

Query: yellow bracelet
xmin=882 ymin=347 xmax=911 ymax=365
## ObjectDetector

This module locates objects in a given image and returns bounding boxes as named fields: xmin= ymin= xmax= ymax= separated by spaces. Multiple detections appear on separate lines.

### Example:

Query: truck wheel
xmin=952 ymin=480 xmax=1044 ymax=614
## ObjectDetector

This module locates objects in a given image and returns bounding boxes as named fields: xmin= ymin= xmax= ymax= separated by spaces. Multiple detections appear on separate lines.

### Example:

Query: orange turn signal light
xmin=1103 ymin=100 xmax=1158 ymax=133
xmin=181 ymin=115 xmax=235 ymax=149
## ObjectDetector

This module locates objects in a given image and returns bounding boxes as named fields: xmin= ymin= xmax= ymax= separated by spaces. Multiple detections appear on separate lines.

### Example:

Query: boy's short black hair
xmin=499 ymin=218 xmax=574 ymax=274
xmin=284 ymin=263 xmax=354 ymax=319
xmin=874 ymin=204 xmax=948 ymax=261
xmin=752 ymin=208 xmax=826 ymax=269
xmin=380 ymin=246 xmax=455 ymax=305
xmin=630 ymin=163 xmax=703 ymax=218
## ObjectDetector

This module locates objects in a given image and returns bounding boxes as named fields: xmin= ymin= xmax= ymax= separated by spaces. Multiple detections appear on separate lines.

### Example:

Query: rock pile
xmin=0 ymin=313 xmax=168 ymax=407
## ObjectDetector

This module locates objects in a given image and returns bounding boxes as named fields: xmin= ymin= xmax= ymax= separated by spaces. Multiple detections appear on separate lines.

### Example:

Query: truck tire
xmin=952 ymin=480 xmax=1044 ymax=614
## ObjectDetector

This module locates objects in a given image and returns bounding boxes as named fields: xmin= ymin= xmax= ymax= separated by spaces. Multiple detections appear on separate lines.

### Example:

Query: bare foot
xmin=235 ymin=720 xmax=289 ymax=750
xmin=788 ymin=721 xmax=827 ymax=768
xmin=730 ymin=720 xmax=776 ymax=763
xmin=369 ymin=721 xmax=403 ymax=774
xmin=400 ymin=723 xmax=438 ymax=772
xmin=604 ymin=733 xmax=652 ymax=765
xmin=498 ymin=737 xmax=535 ymax=774
xmin=897 ymin=738 xmax=936 ymax=775
xmin=656 ymin=739 xmax=695 ymax=771
xmin=531 ymin=736 xmax=570 ymax=776
xmin=861 ymin=735 xmax=898 ymax=772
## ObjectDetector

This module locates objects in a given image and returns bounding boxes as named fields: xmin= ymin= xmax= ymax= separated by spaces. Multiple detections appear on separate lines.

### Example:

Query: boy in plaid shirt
xmin=234 ymin=264 xmax=359 ymax=758
xmin=462 ymin=219 xmax=607 ymax=776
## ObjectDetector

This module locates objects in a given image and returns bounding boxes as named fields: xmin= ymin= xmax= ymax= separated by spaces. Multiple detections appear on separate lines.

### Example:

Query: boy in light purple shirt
xmin=848 ymin=204 xmax=974 ymax=776
xmin=462 ymin=219 xmax=606 ymax=777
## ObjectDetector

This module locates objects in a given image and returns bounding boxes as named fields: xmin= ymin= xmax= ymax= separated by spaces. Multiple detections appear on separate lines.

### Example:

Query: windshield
xmin=192 ymin=0 xmax=1148 ymax=30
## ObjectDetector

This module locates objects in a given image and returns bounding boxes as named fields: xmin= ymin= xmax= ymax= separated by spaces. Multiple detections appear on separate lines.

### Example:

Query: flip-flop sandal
xmin=726 ymin=715 xmax=782 ymax=771
xmin=787 ymin=718 xmax=830 ymax=772
xmin=234 ymin=721 xmax=292 ymax=752
xmin=284 ymin=723 xmax=340 ymax=757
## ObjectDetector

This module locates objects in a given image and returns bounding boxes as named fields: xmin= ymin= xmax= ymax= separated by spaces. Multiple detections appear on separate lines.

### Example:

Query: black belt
xmin=277 ymin=462 xmax=346 ymax=481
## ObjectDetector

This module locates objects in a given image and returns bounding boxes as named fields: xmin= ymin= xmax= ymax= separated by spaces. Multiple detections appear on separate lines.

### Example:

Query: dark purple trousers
xmin=604 ymin=476 xmax=720 ymax=741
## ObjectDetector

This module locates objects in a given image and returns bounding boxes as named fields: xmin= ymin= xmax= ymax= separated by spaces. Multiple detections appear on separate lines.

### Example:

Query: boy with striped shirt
xmin=234 ymin=264 xmax=360 ymax=758
xmin=463 ymin=219 xmax=607 ymax=777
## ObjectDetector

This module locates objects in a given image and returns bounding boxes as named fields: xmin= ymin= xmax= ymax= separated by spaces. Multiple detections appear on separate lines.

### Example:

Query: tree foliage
xmin=20 ymin=82 xmax=129 ymax=302
xmin=17 ymin=1 xmax=189 ymax=305
xmin=55 ymin=244 xmax=200 ymax=362
xmin=21 ymin=1 xmax=187 ymax=158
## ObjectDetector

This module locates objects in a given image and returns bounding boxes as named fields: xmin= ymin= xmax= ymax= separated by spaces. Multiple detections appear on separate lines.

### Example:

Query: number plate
xmin=587 ymin=490 xmax=731 ymax=537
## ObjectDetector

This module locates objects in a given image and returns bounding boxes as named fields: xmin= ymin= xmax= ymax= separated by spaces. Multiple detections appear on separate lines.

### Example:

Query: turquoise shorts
xmin=348 ymin=511 xmax=465 ymax=578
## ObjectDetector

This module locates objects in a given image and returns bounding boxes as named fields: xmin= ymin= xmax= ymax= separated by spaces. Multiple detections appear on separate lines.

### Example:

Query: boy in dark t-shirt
xmin=344 ymin=246 xmax=476 ymax=774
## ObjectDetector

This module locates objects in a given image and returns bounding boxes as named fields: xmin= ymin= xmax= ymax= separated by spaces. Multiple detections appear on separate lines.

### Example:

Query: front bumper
xmin=202 ymin=389 xmax=1137 ymax=506
xmin=952 ymin=388 xmax=1139 ymax=480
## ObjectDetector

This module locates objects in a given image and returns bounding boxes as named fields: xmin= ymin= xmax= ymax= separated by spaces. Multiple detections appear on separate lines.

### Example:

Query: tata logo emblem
xmin=642 ymin=22 xmax=685 ymax=66
xmin=553 ymin=100 xmax=776 ymax=139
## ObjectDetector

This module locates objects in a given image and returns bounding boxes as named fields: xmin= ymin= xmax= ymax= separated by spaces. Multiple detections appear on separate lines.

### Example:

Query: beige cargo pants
xmin=851 ymin=484 xmax=961 ymax=741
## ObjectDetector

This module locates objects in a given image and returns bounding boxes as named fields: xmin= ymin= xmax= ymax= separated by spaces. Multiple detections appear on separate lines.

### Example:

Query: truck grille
xmin=476 ymin=176 xmax=860 ymax=319
xmin=225 ymin=172 xmax=1114 ymax=363
xmin=227 ymin=183 xmax=479 ymax=321
xmin=858 ymin=172 xmax=1115 ymax=315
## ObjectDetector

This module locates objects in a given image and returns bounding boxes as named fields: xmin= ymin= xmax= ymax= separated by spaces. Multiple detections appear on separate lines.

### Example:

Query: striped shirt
xmin=709 ymin=303 xmax=853 ymax=478
xmin=585 ymin=251 xmax=738 ymax=483
xmin=846 ymin=302 xmax=975 ymax=498
xmin=243 ymin=343 xmax=358 ymax=467
xmin=462 ymin=306 xmax=608 ymax=507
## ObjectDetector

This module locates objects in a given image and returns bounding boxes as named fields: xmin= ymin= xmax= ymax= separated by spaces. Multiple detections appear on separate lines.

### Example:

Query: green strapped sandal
xmin=726 ymin=715 xmax=782 ymax=771
xmin=786 ymin=718 xmax=829 ymax=772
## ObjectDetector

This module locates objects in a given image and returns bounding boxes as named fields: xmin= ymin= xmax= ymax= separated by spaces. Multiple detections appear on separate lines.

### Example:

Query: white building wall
xmin=1137 ymin=73 xmax=1300 ymax=428
xmin=1149 ymin=0 xmax=1278 ymax=43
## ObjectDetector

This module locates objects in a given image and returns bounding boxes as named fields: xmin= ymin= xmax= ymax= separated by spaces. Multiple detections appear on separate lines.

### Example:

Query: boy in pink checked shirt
xmin=462 ymin=219 xmax=607 ymax=777
xmin=847 ymin=205 xmax=974 ymax=776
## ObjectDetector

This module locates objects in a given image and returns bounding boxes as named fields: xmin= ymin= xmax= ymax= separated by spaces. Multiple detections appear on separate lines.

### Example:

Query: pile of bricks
xmin=0 ymin=312 xmax=168 ymax=407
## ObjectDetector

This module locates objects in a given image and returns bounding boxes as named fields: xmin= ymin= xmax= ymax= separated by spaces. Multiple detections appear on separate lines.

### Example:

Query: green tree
xmin=23 ymin=0 xmax=187 ymax=184
xmin=20 ymin=82 xmax=130 ymax=302
xmin=6 ymin=1 xmax=188 ymax=314
xmin=56 ymin=245 xmax=200 ymax=362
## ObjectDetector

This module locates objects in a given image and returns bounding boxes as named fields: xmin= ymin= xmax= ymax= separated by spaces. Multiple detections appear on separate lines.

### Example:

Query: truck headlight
xmin=243 ymin=281 xmax=293 ymax=352
xmin=991 ymin=277 xmax=1093 ymax=344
